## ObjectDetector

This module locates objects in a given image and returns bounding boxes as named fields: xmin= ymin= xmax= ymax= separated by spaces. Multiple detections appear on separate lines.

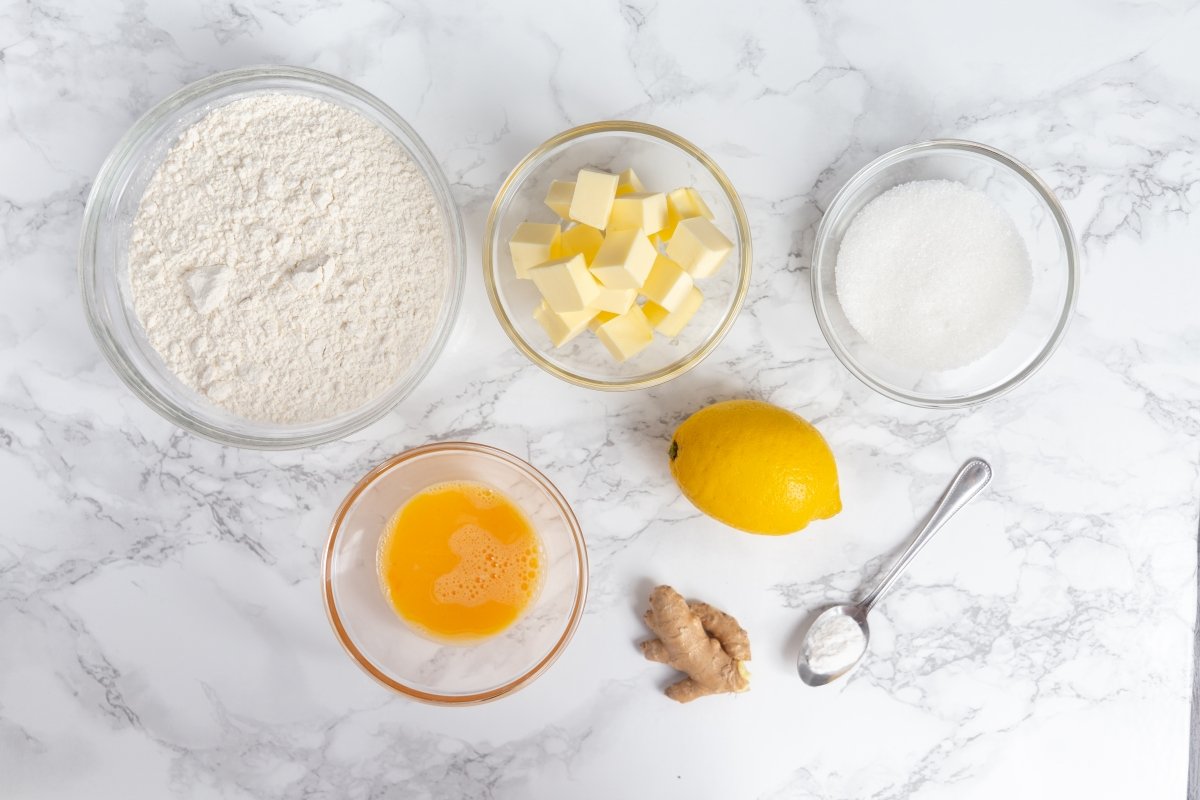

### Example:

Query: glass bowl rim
xmin=809 ymin=138 xmax=1080 ymax=409
xmin=482 ymin=120 xmax=753 ymax=391
xmin=78 ymin=64 xmax=466 ymax=449
xmin=321 ymin=441 xmax=589 ymax=705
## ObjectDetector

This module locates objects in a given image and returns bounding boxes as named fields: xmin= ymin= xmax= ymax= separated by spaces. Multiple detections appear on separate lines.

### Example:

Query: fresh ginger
xmin=639 ymin=585 xmax=751 ymax=702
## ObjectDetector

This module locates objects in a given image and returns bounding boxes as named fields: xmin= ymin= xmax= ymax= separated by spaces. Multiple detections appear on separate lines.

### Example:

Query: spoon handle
xmin=858 ymin=458 xmax=992 ymax=615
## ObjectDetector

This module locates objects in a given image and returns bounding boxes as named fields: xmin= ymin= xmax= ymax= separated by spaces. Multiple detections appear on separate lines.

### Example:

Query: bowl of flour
xmin=80 ymin=66 xmax=464 ymax=448
xmin=810 ymin=140 xmax=1078 ymax=408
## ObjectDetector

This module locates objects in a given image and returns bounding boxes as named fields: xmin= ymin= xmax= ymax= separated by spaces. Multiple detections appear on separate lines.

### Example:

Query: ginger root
xmin=639 ymin=585 xmax=751 ymax=702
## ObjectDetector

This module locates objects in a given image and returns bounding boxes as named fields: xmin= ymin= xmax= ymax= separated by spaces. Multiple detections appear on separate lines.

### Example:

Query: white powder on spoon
xmin=835 ymin=179 xmax=1032 ymax=371
xmin=129 ymin=93 xmax=448 ymax=425
xmin=804 ymin=612 xmax=867 ymax=675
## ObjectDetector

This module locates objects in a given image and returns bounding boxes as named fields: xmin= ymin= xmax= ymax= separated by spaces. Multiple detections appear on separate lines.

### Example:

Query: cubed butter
xmin=644 ymin=286 xmax=703 ymax=337
xmin=668 ymin=187 xmax=714 ymax=220
xmin=661 ymin=187 xmax=715 ymax=239
xmin=665 ymin=216 xmax=733 ymax=279
xmin=559 ymin=224 xmax=604 ymax=264
xmin=640 ymin=254 xmax=694 ymax=312
xmin=508 ymin=222 xmax=562 ymax=279
xmin=590 ymin=228 xmax=657 ymax=289
xmin=533 ymin=300 xmax=595 ymax=347
xmin=544 ymin=180 xmax=575 ymax=219
xmin=593 ymin=284 xmax=638 ymax=314
xmin=609 ymin=192 xmax=668 ymax=234
xmin=528 ymin=253 xmax=601 ymax=313
xmin=588 ymin=311 xmax=618 ymax=332
xmin=569 ymin=169 xmax=619 ymax=230
xmin=594 ymin=306 xmax=654 ymax=362
xmin=616 ymin=168 xmax=646 ymax=196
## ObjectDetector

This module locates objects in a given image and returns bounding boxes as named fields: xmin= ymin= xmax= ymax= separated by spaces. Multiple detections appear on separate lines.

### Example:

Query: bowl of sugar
xmin=810 ymin=140 xmax=1078 ymax=408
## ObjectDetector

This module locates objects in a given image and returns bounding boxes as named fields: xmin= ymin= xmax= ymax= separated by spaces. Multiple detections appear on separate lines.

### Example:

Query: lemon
xmin=669 ymin=399 xmax=841 ymax=535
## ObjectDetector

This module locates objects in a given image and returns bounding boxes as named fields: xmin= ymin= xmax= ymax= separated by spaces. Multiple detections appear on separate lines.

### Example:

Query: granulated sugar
xmin=835 ymin=179 xmax=1031 ymax=371
xmin=129 ymin=93 xmax=448 ymax=425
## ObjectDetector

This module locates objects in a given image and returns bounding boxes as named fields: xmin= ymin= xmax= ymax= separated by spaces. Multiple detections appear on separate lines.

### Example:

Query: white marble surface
xmin=2 ymin=1 xmax=1198 ymax=797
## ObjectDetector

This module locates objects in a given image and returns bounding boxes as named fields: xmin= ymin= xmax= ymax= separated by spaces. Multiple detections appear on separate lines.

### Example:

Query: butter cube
xmin=644 ymin=286 xmax=703 ymax=337
xmin=616 ymin=168 xmax=646 ymax=196
xmin=533 ymin=301 xmax=595 ymax=347
xmin=609 ymin=192 xmax=669 ymax=235
xmin=559 ymin=224 xmax=604 ymax=264
xmin=665 ymin=217 xmax=733 ymax=279
xmin=640 ymin=255 xmax=694 ymax=312
xmin=588 ymin=311 xmax=618 ymax=332
xmin=668 ymin=187 xmax=714 ymax=220
xmin=661 ymin=187 xmax=715 ymax=239
xmin=509 ymin=222 xmax=562 ymax=279
xmin=544 ymin=180 xmax=575 ymax=219
xmin=528 ymin=253 xmax=601 ymax=313
xmin=569 ymin=169 xmax=619 ymax=230
xmin=590 ymin=228 xmax=657 ymax=290
xmin=594 ymin=306 xmax=654 ymax=362
xmin=593 ymin=285 xmax=638 ymax=314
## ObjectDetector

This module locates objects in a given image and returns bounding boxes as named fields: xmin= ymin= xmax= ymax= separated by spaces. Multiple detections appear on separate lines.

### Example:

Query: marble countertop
xmin=3 ymin=1 xmax=1199 ymax=797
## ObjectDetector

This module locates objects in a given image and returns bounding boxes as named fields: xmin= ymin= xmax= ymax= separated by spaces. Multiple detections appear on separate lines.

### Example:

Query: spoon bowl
xmin=797 ymin=605 xmax=870 ymax=687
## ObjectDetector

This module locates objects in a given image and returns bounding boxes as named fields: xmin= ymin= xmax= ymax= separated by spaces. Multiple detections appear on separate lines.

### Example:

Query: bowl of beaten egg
xmin=484 ymin=121 xmax=752 ymax=390
xmin=322 ymin=442 xmax=588 ymax=703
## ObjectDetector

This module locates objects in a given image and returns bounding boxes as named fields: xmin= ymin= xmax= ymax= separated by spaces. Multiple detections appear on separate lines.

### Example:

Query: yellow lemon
xmin=669 ymin=399 xmax=841 ymax=535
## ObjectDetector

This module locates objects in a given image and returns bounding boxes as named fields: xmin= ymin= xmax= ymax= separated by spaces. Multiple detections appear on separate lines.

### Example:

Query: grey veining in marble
xmin=2 ymin=1 xmax=1199 ymax=798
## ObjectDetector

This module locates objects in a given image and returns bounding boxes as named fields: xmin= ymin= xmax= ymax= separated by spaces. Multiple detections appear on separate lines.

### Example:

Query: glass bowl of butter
xmin=484 ymin=121 xmax=752 ymax=390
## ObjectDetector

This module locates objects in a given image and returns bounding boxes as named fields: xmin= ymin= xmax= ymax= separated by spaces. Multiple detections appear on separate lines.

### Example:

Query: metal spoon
xmin=797 ymin=457 xmax=993 ymax=687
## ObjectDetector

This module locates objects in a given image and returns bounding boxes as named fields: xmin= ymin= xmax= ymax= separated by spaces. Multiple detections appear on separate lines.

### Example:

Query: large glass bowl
xmin=484 ymin=121 xmax=752 ymax=390
xmin=322 ymin=442 xmax=588 ymax=704
xmin=811 ymin=140 xmax=1078 ymax=408
xmin=78 ymin=66 xmax=465 ymax=449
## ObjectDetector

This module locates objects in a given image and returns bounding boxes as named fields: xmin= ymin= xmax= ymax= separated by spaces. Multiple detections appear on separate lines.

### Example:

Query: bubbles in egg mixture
xmin=433 ymin=524 xmax=543 ymax=607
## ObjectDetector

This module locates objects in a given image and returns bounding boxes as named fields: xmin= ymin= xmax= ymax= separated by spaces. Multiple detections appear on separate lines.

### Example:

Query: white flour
xmin=129 ymin=93 xmax=448 ymax=425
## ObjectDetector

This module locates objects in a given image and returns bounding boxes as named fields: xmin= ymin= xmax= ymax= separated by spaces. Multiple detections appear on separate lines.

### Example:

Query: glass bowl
xmin=78 ymin=66 xmax=465 ymax=449
xmin=484 ymin=121 xmax=752 ymax=390
xmin=811 ymin=140 xmax=1078 ymax=408
xmin=322 ymin=442 xmax=588 ymax=704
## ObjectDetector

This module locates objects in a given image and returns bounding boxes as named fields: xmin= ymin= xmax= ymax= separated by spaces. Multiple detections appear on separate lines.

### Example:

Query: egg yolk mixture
xmin=377 ymin=481 xmax=543 ymax=642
